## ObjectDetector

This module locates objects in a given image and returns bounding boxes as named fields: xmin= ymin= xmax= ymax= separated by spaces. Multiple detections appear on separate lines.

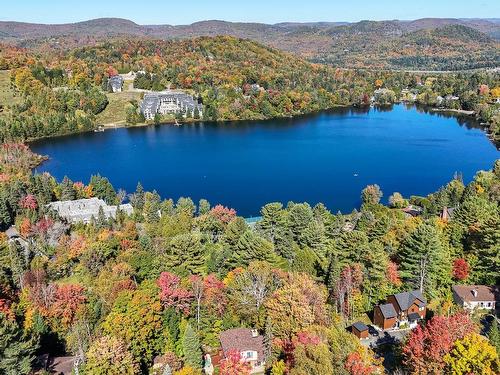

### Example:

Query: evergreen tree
xmin=473 ymin=216 xmax=500 ymax=284
xmin=258 ymin=202 xmax=286 ymax=244
xmin=60 ymin=176 xmax=76 ymax=201
xmin=143 ymin=191 xmax=161 ymax=224
xmin=0 ymin=313 xmax=37 ymax=375
xmin=399 ymin=223 xmax=451 ymax=297
xmin=130 ymin=182 xmax=145 ymax=211
xmin=166 ymin=233 xmax=205 ymax=274
xmin=230 ymin=230 xmax=276 ymax=268
xmin=287 ymin=203 xmax=314 ymax=247
xmin=488 ymin=321 xmax=500 ymax=356
xmin=89 ymin=174 xmax=117 ymax=204
xmin=198 ymin=199 xmax=210 ymax=215
xmin=222 ymin=217 xmax=247 ymax=250
xmin=182 ymin=323 xmax=202 ymax=369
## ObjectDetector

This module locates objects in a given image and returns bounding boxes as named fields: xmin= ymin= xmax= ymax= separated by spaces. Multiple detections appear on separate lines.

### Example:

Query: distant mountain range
xmin=1 ymin=17 xmax=499 ymax=70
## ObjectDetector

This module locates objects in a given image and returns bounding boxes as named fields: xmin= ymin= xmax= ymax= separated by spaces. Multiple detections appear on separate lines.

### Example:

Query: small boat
xmin=94 ymin=126 xmax=105 ymax=132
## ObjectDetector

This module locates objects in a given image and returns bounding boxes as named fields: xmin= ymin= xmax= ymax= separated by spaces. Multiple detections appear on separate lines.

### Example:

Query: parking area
xmin=360 ymin=325 xmax=411 ymax=348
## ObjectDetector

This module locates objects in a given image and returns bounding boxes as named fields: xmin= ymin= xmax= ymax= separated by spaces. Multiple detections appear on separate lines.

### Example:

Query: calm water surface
xmin=31 ymin=105 xmax=499 ymax=216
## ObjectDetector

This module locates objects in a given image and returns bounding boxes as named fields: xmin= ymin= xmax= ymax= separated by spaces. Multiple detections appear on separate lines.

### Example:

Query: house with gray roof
xmin=107 ymin=75 xmax=124 ymax=92
xmin=140 ymin=90 xmax=203 ymax=120
xmin=46 ymin=198 xmax=133 ymax=224
xmin=373 ymin=290 xmax=426 ymax=331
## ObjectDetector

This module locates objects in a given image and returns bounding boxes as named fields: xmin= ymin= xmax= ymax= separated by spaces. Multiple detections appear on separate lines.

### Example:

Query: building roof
xmin=220 ymin=328 xmax=264 ymax=359
xmin=352 ymin=322 xmax=368 ymax=332
xmin=453 ymin=285 xmax=498 ymax=302
xmin=393 ymin=290 xmax=426 ymax=311
xmin=378 ymin=303 xmax=397 ymax=319
xmin=408 ymin=313 xmax=421 ymax=322
xmin=5 ymin=226 xmax=19 ymax=239
xmin=46 ymin=198 xmax=133 ymax=224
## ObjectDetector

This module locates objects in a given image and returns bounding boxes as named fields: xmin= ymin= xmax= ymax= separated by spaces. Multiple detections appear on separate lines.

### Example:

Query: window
xmin=243 ymin=351 xmax=256 ymax=360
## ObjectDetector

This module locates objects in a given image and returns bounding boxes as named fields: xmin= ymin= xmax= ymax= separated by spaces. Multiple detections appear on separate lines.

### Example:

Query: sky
xmin=1 ymin=0 xmax=499 ymax=25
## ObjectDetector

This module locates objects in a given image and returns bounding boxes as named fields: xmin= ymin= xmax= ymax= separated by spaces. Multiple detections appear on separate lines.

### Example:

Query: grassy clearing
xmin=0 ymin=70 xmax=21 ymax=114
xmin=96 ymin=90 xmax=142 ymax=125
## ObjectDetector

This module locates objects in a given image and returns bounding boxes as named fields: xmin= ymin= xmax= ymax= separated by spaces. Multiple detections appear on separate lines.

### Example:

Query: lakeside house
xmin=219 ymin=328 xmax=265 ymax=374
xmin=374 ymin=290 xmax=426 ymax=330
xmin=140 ymin=90 xmax=203 ymax=120
xmin=107 ymin=75 xmax=124 ymax=92
xmin=452 ymin=285 xmax=498 ymax=311
xmin=46 ymin=198 xmax=133 ymax=224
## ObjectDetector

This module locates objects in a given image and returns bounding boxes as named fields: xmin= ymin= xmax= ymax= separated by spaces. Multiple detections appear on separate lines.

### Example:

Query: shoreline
xmin=430 ymin=108 xmax=475 ymax=116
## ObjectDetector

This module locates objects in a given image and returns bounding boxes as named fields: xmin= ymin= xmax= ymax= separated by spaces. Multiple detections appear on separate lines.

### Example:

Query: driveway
xmin=360 ymin=326 xmax=410 ymax=348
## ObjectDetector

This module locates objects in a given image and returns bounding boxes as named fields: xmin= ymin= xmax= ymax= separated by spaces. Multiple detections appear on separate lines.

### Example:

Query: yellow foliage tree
xmin=491 ymin=87 xmax=500 ymax=99
xmin=444 ymin=333 xmax=500 ymax=375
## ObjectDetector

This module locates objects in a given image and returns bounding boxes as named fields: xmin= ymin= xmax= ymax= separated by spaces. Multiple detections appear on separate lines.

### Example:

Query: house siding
xmin=373 ymin=306 xmax=396 ymax=330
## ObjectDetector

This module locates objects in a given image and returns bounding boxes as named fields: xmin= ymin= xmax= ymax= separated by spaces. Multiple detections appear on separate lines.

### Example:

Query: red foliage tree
xmin=403 ymin=313 xmax=477 ymax=374
xmin=452 ymin=258 xmax=469 ymax=281
xmin=0 ymin=298 xmax=14 ymax=320
xmin=387 ymin=261 xmax=402 ymax=286
xmin=345 ymin=352 xmax=378 ymax=375
xmin=209 ymin=205 xmax=237 ymax=224
xmin=219 ymin=350 xmax=251 ymax=375
xmin=203 ymin=274 xmax=227 ymax=316
xmin=158 ymin=272 xmax=193 ymax=314
xmin=51 ymin=284 xmax=86 ymax=327
xmin=19 ymin=194 xmax=37 ymax=210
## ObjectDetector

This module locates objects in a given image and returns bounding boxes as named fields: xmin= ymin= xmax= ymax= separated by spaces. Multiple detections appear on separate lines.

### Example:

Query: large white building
xmin=140 ymin=91 xmax=203 ymax=120
xmin=47 ymin=198 xmax=133 ymax=224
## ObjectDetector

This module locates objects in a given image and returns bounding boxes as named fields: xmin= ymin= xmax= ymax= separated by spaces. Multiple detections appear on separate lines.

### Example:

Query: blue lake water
xmin=31 ymin=105 xmax=499 ymax=216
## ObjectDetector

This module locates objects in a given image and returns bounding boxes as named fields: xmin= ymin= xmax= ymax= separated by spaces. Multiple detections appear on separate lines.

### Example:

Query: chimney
xmin=472 ymin=289 xmax=478 ymax=298
xmin=251 ymin=329 xmax=259 ymax=338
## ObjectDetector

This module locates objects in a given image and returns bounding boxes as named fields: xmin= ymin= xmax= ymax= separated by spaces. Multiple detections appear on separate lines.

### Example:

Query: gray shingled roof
xmin=379 ymin=303 xmax=397 ymax=319
xmin=352 ymin=322 xmax=368 ymax=332
xmin=408 ymin=313 xmax=421 ymax=322
xmin=393 ymin=290 xmax=426 ymax=311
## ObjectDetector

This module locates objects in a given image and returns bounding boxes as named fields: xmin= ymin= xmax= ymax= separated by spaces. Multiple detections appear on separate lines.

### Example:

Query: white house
xmin=452 ymin=285 xmax=498 ymax=311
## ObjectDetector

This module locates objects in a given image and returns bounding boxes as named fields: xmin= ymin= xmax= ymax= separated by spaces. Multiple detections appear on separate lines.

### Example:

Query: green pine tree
xmin=399 ymin=223 xmax=451 ymax=297
xmin=230 ymin=230 xmax=276 ymax=268
xmin=182 ymin=323 xmax=202 ymax=369
xmin=166 ymin=233 xmax=205 ymax=274
xmin=60 ymin=176 xmax=76 ymax=201
xmin=487 ymin=321 xmax=500 ymax=356
xmin=0 ymin=313 xmax=37 ymax=375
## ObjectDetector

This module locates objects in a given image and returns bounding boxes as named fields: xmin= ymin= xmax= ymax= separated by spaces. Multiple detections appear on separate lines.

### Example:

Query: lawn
xmin=96 ymin=89 xmax=142 ymax=126
xmin=0 ymin=70 xmax=21 ymax=115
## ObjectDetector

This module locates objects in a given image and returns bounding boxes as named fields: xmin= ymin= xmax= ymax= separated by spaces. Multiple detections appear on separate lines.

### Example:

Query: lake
xmin=31 ymin=105 xmax=499 ymax=217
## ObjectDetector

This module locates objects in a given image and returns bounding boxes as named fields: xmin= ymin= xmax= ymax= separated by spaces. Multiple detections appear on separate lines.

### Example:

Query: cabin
xmin=351 ymin=322 xmax=369 ymax=339
xmin=373 ymin=303 xmax=397 ymax=330
xmin=386 ymin=290 xmax=426 ymax=328
xmin=219 ymin=328 xmax=265 ymax=374
xmin=107 ymin=75 xmax=124 ymax=92
xmin=452 ymin=285 xmax=498 ymax=311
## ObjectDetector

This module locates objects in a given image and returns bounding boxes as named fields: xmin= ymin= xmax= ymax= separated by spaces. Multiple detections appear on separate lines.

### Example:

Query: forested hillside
xmin=1 ymin=18 xmax=499 ymax=70
xmin=0 ymin=142 xmax=498 ymax=374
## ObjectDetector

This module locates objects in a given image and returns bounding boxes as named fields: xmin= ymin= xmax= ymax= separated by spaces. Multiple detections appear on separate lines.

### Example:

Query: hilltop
xmin=0 ymin=17 xmax=499 ymax=70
